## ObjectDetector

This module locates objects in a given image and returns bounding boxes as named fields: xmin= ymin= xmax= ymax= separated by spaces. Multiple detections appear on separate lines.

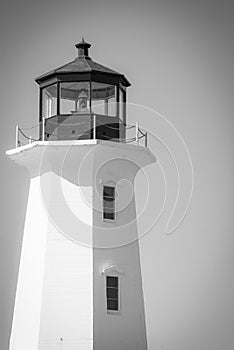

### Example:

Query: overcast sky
xmin=0 ymin=0 xmax=234 ymax=349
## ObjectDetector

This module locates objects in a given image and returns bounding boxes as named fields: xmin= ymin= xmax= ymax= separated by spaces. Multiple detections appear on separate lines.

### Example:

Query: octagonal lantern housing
xmin=35 ymin=39 xmax=131 ymax=141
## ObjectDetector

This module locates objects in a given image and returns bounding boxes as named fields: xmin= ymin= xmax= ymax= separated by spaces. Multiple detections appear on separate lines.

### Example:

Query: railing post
xmin=120 ymin=122 xmax=124 ymax=143
xmin=135 ymin=122 xmax=139 ymax=144
xmin=42 ymin=117 xmax=45 ymax=141
xmin=15 ymin=125 xmax=19 ymax=148
xmin=29 ymin=136 xmax=32 ymax=144
xmin=93 ymin=114 xmax=96 ymax=139
xmin=145 ymin=132 xmax=148 ymax=147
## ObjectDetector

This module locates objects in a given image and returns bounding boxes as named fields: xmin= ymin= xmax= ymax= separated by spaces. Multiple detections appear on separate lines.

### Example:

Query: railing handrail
xmin=15 ymin=118 xmax=149 ymax=148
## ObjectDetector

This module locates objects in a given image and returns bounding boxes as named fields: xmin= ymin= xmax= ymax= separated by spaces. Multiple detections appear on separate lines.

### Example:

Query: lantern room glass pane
xmin=91 ymin=82 xmax=116 ymax=117
xmin=60 ymin=82 xmax=90 ymax=115
xmin=42 ymin=84 xmax=57 ymax=118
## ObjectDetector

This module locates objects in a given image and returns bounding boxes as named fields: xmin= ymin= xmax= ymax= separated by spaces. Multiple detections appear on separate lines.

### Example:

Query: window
xmin=106 ymin=276 xmax=119 ymax=311
xmin=103 ymin=186 xmax=115 ymax=220
xmin=91 ymin=82 xmax=117 ymax=117
xmin=60 ymin=81 xmax=90 ymax=114
xmin=42 ymin=84 xmax=57 ymax=118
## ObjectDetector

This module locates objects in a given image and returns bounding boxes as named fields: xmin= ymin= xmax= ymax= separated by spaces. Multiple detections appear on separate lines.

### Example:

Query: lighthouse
xmin=7 ymin=39 xmax=156 ymax=350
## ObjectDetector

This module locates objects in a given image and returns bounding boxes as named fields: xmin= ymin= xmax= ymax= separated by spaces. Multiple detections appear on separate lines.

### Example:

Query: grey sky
xmin=0 ymin=0 xmax=233 ymax=349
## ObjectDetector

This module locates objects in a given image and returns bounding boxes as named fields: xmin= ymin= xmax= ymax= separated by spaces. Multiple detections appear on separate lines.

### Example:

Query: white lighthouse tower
xmin=7 ymin=39 xmax=156 ymax=350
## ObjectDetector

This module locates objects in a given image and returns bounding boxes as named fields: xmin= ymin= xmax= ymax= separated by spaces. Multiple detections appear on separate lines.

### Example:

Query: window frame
xmin=59 ymin=80 xmax=91 ymax=115
xmin=103 ymin=185 xmax=116 ymax=221
xmin=41 ymin=82 xmax=58 ymax=119
xmin=106 ymin=275 xmax=120 ymax=313
xmin=91 ymin=82 xmax=117 ymax=117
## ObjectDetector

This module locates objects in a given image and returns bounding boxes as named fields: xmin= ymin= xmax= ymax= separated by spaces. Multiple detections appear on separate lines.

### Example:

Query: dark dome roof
xmin=35 ymin=39 xmax=131 ymax=87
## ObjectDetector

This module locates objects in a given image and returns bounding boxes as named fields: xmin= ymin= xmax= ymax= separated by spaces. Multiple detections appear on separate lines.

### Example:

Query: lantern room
xmin=35 ymin=38 xmax=131 ymax=141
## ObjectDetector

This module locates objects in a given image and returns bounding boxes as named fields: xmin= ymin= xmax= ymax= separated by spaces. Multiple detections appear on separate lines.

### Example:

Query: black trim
xmin=39 ymin=88 xmax=43 ymax=122
xmin=57 ymin=82 xmax=60 ymax=115
xmin=36 ymin=71 xmax=131 ymax=87
xmin=89 ymin=80 xmax=92 ymax=110
xmin=116 ymin=84 xmax=120 ymax=119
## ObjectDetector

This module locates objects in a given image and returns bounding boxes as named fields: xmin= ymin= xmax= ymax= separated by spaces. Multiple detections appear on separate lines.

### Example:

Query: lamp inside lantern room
xmin=77 ymin=89 xmax=88 ymax=111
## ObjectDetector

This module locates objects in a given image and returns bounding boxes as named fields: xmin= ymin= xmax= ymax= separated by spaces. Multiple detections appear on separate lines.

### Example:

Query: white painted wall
xmin=92 ymin=153 xmax=148 ymax=350
xmin=9 ymin=170 xmax=94 ymax=350
xmin=38 ymin=172 xmax=93 ymax=350
xmin=10 ymin=175 xmax=49 ymax=350
xmin=7 ymin=141 xmax=155 ymax=350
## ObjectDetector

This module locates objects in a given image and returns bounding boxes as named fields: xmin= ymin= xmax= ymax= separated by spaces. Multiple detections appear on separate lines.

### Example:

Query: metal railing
xmin=15 ymin=116 xmax=148 ymax=148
